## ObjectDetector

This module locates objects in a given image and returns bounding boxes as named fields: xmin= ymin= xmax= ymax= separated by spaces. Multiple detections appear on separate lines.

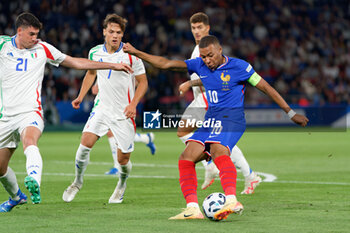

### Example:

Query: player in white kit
xmin=90 ymin=84 xmax=156 ymax=176
xmin=62 ymin=14 xmax=148 ymax=204
xmin=178 ymin=13 xmax=262 ymax=193
xmin=0 ymin=12 xmax=132 ymax=212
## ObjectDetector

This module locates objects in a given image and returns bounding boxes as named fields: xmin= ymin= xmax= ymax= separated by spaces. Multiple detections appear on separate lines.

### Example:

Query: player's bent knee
xmin=0 ymin=166 xmax=8 ymax=176
xmin=22 ymin=138 xmax=37 ymax=150
xmin=179 ymin=151 xmax=195 ymax=161
xmin=80 ymin=133 xmax=99 ymax=148
xmin=118 ymin=157 xmax=129 ymax=165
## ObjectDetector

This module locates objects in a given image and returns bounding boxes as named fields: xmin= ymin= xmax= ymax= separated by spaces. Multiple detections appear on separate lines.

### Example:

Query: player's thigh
xmin=0 ymin=118 xmax=20 ymax=149
xmin=109 ymin=119 xmax=135 ymax=154
xmin=82 ymin=110 xmax=109 ymax=147
xmin=210 ymin=143 xmax=230 ymax=159
xmin=0 ymin=148 xmax=15 ymax=175
xmin=18 ymin=111 xmax=44 ymax=149
xmin=180 ymin=141 xmax=205 ymax=162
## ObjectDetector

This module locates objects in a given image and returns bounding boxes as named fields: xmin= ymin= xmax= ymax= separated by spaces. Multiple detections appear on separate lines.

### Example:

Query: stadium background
xmin=1 ymin=2 xmax=350 ymax=232
xmin=1 ymin=0 xmax=349 ymax=128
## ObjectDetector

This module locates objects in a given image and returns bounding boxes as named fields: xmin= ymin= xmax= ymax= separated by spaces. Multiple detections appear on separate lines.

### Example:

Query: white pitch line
xmin=14 ymin=171 xmax=350 ymax=186
xmin=12 ymin=161 xmax=350 ymax=185
xmin=15 ymin=160 xmax=277 ymax=181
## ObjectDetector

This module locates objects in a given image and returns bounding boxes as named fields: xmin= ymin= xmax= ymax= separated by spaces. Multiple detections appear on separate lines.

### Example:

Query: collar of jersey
xmin=103 ymin=42 xmax=123 ymax=54
xmin=217 ymin=55 xmax=229 ymax=69
xmin=11 ymin=35 xmax=37 ymax=50
xmin=11 ymin=35 xmax=17 ymax=48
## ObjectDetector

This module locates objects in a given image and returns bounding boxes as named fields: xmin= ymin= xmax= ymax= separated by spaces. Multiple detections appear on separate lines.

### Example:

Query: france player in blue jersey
xmin=123 ymin=35 xmax=308 ymax=220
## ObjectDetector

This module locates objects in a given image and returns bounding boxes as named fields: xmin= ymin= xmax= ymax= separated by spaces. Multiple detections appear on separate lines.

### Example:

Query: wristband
xmin=287 ymin=110 xmax=296 ymax=119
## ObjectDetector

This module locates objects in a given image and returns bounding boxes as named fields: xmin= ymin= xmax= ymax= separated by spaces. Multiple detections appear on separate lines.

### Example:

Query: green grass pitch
xmin=1 ymin=129 xmax=350 ymax=233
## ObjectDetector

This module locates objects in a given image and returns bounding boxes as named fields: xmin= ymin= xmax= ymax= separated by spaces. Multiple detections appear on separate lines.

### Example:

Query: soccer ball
xmin=202 ymin=192 xmax=226 ymax=221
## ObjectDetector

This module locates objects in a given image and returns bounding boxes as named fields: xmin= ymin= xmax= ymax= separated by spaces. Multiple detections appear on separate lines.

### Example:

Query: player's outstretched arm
xmin=123 ymin=42 xmax=187 ymax=71
xmin=255 ymin=78 xmax=309 ymax=127
xmin=124 ymin=74 xmax=148 ymax=119
xmin=179 ymin=79 xmax=203 ymax=96
xmin=61 ymin=55 xmax=133 ymax=73
xmin=72 ymin=70 xmax=97 ymax=109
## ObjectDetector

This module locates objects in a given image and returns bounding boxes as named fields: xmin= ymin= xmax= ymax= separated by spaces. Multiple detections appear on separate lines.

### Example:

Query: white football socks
xmin=117 ymin=161 xmax=132 ymax=187
xmin=134 ymin=133 xmax=149 ymax=144
xmin=230 ymin=145 xmax=252 ymax=178
xmin=0 ymin=167 xmax=19 ymax=200
xmin=187 ymin=202 xmax=199 ymax=208
xmin=24 ymin=145 xmax=43 ymax=185
xmin=74 ymin=144 xmax=91 ymax=186
xmin=108 ymin=136 xmax=119 ymax=168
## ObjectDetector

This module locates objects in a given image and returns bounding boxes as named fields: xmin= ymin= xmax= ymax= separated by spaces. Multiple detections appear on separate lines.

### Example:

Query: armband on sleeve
xmin=247 ymin=72 xmax=262 ymax=86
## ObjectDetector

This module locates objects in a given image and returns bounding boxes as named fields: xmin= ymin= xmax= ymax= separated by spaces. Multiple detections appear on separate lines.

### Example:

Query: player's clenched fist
xmin=123 ymin=42 xmax=137 ymax=55
xmin=291 ymin=114 xmax=309 ymax=127
xmin=71 ymin=98 xmax=82 ymax=109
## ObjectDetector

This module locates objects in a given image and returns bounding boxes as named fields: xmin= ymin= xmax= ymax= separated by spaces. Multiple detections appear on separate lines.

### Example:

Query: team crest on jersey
xmin=220 ymin=71 xmax=230 ymax=91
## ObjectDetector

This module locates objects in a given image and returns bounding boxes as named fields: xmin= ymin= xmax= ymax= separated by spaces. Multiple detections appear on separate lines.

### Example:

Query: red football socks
xmin=214 ymin=155 xmax=237 ymax=196
xmin=178 ymin=160 xmax=198 ymax=204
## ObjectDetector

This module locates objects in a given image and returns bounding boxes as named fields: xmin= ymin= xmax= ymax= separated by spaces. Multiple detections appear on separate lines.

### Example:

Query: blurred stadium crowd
xmin=0 ymin=0 xmax=349 ymax=124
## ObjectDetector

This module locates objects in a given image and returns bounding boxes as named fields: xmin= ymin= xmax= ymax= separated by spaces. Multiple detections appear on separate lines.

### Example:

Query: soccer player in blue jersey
xmin=123 ymin=35 xmax=308 ymax=220
xmin=182 ymin=12 xmax=262 ymax=193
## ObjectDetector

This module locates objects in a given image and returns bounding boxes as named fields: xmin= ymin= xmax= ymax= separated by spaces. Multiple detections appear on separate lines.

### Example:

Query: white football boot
xmin=109 ymin=182 xmax=126 ymax=204
xmin=62 ymin=183 xmax=82 ymax=202
xmin=241 ymin=172 xmax=262 ymax=194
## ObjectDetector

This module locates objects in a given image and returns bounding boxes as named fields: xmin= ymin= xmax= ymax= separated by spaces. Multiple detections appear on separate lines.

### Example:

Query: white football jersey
xmin=89 ymin=42 xmax=146 ymax=119
xmin=190 ymin=45 xmax=208 ymax=109
xmin=0 ymin=35 xmax=66 ymax=118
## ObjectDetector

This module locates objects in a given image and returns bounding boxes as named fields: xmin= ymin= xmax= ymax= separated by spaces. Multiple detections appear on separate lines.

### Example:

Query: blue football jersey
xmin=185 ymin=56 xmax=255 ymax=109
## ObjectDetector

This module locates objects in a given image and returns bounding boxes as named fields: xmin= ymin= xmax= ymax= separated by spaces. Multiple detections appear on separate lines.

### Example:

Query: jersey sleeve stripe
xmin=247 ymin=72 xmax=262 ymax=86
xmin=39 ymin=43 xmax=54 ymax=60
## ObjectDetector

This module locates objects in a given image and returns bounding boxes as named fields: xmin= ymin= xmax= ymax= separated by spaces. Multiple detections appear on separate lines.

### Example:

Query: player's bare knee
xmin=80 ymin=133 xmax=98 ymax=148
xmin=179 ymin=151 xmax=195 ymax=161
xmin=0 ymin=166 xmax=8 ymax=176
xmin=117 ymin=152 xmax=130 ymax=165
xmin=118 ymin=157 xmax=129 ymax=165
xmin=22 ymin=137 xmax=37 ymax=150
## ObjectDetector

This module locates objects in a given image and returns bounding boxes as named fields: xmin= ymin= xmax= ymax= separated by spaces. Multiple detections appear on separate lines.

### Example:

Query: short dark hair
xmin=199 ymin=35 xmax=220 ymax=48
xmin=103 ymin=14 xmax=128 ymax=32
xmin=15 ymin=12 xmax=42 ymax=30
xmin=190 ymin=12 xmax=209 ymax=25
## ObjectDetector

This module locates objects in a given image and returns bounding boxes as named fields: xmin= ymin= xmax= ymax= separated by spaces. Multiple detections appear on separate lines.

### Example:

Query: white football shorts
xmin=0 ymin=111 xmax=44 ymax=149
xmin=83 ymin=109 xmax=135 ymax=153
